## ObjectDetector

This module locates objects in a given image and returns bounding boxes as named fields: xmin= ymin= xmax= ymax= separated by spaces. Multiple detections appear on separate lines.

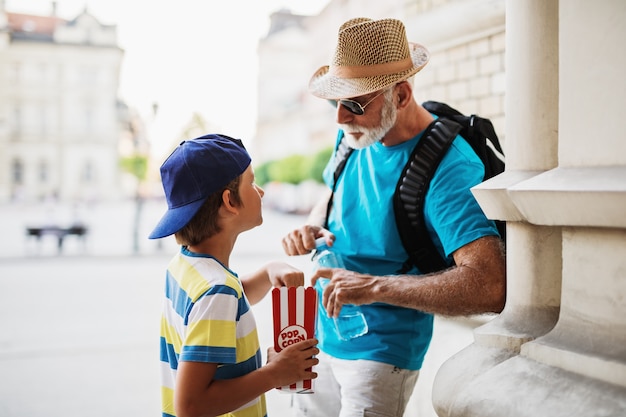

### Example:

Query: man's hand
xmin=281 ymin=225 xmax=334 ymax=256
xmin=312 ymin=268 xmax=377 ymax=317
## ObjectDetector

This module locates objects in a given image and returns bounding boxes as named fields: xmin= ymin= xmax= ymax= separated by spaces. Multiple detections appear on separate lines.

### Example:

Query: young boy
xmin=149 ymin=134 xmax=319 ymax=417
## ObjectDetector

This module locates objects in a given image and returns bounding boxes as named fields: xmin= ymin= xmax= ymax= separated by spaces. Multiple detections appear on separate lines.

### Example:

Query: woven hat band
xmin=329 ymin=57 xmax=413 ymax=79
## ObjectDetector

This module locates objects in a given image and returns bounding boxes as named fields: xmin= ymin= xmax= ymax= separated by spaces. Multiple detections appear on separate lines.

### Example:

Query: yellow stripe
xmin=187 ymin=319 xmax=236 ymax=348
xmin=236 ymin=327 xmax=261 ymax=362
xmin=224 ymin=272 xmax=242 ymax=297
xmin=170 ymin=257 xmax=211 ymax=300
xmin=161 ymin=386 xmax=175 ymax=416
xmin=161 ymin=315 xmax=183 ymax=354
xmin=170 ymin=256 xmax=243 ymax=300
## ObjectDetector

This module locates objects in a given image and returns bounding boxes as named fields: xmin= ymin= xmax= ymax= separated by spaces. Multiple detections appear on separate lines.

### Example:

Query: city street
xmin=0 ymin=199 xmax=486 ymax=417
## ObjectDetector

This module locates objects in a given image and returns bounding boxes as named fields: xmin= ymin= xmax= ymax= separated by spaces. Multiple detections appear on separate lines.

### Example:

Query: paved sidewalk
xmin=0 ymin=200 xmax=487 ymax=417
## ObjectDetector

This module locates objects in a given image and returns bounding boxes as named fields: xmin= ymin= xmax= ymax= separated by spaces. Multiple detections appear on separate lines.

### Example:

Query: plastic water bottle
xmin=313 ymin=238 xmax=368 ymax=341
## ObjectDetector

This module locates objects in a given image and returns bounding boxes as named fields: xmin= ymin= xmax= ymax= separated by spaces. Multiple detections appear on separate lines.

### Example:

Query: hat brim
xmin=309 ymin=42 xmax=430 ymax=100
xmin=148 ymin=197 xmax=207 ymax=239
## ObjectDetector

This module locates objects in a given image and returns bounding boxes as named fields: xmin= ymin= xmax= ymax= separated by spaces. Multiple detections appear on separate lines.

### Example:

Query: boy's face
xmin=237 ymin=165 xmax=265 ymax=230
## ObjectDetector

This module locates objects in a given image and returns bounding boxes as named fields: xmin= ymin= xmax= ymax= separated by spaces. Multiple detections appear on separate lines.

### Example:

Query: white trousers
xmin=291 ymin=351 xmax=419 ymax=417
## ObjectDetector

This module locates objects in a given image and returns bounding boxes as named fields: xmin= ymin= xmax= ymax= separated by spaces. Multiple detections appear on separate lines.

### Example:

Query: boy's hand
xmin=266 ymin=261 xmax=305 ymax=287
xmin=266 ymin=338 xmax=319 ymax=388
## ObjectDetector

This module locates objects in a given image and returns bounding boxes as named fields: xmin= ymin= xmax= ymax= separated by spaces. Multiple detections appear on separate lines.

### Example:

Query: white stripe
xmin=188 ymin=292 xmax=237 ymax=322
xmin=237 ymin=309 xmax=257 ymax=337
xmin=296 ymin=287 xmax=305 ymax=326
xmin=486 ymin=138 xmax=506 ymax=163
xmin=280 ymin=287 xmax=289 ymax=330
xmin=278 ymin=287 xmax=291 ymax=390
xmin=160 ymin=361 xmax=176 ymax=389
xmin=163 ymin=301 xmax=184 ymax=331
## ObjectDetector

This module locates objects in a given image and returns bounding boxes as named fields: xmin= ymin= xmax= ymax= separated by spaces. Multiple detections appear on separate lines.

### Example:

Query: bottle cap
xmin=315 ymin=237 xmax=327 ymax=249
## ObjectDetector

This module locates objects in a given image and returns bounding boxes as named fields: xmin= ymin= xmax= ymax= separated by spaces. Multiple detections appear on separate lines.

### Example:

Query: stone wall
xmin=413 ymin=30 xmax=506 ymax=143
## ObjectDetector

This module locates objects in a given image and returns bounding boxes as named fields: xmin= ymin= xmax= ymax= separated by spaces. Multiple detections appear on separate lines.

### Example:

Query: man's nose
xmin=336 ymin=103 xmax=355 ymax=125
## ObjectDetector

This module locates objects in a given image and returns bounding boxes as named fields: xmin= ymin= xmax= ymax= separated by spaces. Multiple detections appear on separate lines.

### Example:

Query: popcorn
xmin=271 ymin=286 xmax=318 ymax=393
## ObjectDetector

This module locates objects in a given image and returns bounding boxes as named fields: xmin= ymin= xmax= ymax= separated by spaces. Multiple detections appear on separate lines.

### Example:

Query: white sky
xmin=5 ymin=0 xmax=330 ymax=158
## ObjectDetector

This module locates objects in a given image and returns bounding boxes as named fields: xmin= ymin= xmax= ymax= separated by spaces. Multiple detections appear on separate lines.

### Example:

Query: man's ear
xmin=221 ymin=189 xmax=239 ymax=214
xmin=396 ymin=81 xmax=413 ymax=108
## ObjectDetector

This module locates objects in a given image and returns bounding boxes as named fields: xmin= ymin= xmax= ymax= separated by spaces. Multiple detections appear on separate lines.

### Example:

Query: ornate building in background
xmin=0 ymin=1 xmax=126 ymax=203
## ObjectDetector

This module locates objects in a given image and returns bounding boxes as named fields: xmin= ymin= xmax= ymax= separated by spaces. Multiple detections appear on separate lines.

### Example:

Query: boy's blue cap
xmin=148 ymin=134 xmax=251 ymax=239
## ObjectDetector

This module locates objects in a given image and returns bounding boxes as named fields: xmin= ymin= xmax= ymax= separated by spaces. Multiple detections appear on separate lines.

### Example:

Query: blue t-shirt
xmin=318 ymin=125 xmax=499 ymax=370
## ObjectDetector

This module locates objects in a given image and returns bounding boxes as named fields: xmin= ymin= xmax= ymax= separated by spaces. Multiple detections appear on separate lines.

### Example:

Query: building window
xmin=82 ymin=161 xmax=94 ymax=183
xmin=79 ymin=66 xmax=99 ymax=85
xmin=39 ymin=160 xmax=49 ymax=183
xmin=12 ymin=107 xmax=21 ymax=138
xmin=39 ymin=106 xmax=48 ymax=136
xmin=84 ymin=107 xmax=94 ymax=133
xmin=12 ymin=159 xmax=24 ymax=185
xmin=10 ymin=63 xmax=21 ymax=84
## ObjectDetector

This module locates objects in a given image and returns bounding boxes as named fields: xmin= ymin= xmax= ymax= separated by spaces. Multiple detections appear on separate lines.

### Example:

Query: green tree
xmin=120 ymin=155 xmax=148 ymax=181
xmin=254 ymin=161 xmax=272 ymax=186
xmin=254 ymin=146 xmax=334 ymax=186
xmin=269 ymin=154 xmax=308 ymax=184
xmin=307 ymin=146 xmax=333 ymax=183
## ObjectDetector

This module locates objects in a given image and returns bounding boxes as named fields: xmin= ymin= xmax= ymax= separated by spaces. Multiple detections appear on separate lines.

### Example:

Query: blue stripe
xmin=214 ymin=349 xmax=263 ymax=380
xmin=180 ymin=345 xmax=236 ymax=363
xmin=165 ymin=272 xmax=193 ymax=322
xmin=206 ymin=284 xmax=238 ymax=297
xmin=237 ymin=293 xmax=249 ymax=320
xmin=160 ymin=336 xmax=179 ymax=369
xmin=166 ymin=278 xmax=241 ymax=326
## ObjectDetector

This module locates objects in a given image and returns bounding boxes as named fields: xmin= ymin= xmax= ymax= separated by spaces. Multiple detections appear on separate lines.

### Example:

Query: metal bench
xmin=25 ymin=224 xmax=88 ymax=253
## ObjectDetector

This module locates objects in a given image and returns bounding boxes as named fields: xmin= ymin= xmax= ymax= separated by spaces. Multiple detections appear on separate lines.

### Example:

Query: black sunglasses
xmin=328 ymin=89 xmax=386 ymax=115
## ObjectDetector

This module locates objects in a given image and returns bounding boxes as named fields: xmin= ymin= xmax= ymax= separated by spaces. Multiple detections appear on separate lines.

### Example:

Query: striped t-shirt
xmin=160 ymin=246 xmax=266 ymax=417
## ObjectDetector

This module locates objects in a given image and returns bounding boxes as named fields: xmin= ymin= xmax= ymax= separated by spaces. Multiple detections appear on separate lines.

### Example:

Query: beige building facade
xmin=256 ymin=1 xmax=626 ymax=416
xmin=0 ymin=1 xmax=125 ymax=203
xmin=255 ymin=0 xmax=506 ymax=163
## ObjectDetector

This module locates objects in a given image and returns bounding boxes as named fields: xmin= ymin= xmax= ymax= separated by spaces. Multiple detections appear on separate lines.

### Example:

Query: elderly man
xmin=281 ymin=17 xmax=506 ymax=417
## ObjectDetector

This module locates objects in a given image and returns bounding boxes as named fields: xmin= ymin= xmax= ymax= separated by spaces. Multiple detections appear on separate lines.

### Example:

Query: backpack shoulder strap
xmin=324 ymin=133 xmax=354 ymax=229
xmin=393 ymin=117 xmax=462 ymax=274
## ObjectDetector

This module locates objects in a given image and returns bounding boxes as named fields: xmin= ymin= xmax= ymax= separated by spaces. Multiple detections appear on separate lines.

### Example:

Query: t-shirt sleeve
xmin=179 ymin=284 xmax=239 ymax=364
xmin=424 ymin=138 xmax=499 ymax=258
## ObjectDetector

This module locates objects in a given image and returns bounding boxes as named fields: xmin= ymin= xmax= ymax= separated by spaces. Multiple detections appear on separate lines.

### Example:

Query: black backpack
xmin=325 ymin=100 xmax=506 ymax=274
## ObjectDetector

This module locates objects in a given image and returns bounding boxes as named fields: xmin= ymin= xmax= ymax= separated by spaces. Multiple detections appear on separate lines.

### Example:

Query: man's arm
xmin=314 ymin=235 xmax=506 ymax=316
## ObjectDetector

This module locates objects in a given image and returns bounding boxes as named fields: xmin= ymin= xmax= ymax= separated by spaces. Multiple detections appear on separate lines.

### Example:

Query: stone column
xmin=433 ymin=0 xmax=626 ymax=416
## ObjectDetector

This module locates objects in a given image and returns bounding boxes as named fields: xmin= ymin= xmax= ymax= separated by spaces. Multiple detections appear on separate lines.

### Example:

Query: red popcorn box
xmin=271 ymin=286 xmax=318 ymax=393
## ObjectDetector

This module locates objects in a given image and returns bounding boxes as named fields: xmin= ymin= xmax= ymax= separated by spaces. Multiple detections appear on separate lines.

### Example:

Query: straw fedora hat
xmin=309 ymin=18 xmax=429 ymax=100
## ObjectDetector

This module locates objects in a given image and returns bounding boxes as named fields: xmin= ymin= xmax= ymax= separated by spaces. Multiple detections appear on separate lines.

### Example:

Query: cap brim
xmin=309 ymin=42 xmax=430 ymax=100
xmin=148 ymin=197 xmax=207 ymax=239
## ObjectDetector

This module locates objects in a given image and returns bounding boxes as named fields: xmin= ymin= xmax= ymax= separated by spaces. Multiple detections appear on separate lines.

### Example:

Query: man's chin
xmin=345 ymin=135 xmax=380 ymax=149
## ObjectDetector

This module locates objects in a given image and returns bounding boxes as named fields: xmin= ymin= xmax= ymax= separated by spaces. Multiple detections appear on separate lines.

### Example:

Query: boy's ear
xmin=221 ymin=189 xmax=239 ymax=214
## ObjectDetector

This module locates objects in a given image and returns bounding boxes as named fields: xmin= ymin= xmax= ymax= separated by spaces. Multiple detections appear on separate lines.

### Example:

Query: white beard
xmin=339 ymin=92 xmax=398 ymax=150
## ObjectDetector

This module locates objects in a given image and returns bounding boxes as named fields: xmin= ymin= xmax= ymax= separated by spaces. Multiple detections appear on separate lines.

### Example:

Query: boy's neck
xmin=187 ymin=232 xmax=237 ymax=268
